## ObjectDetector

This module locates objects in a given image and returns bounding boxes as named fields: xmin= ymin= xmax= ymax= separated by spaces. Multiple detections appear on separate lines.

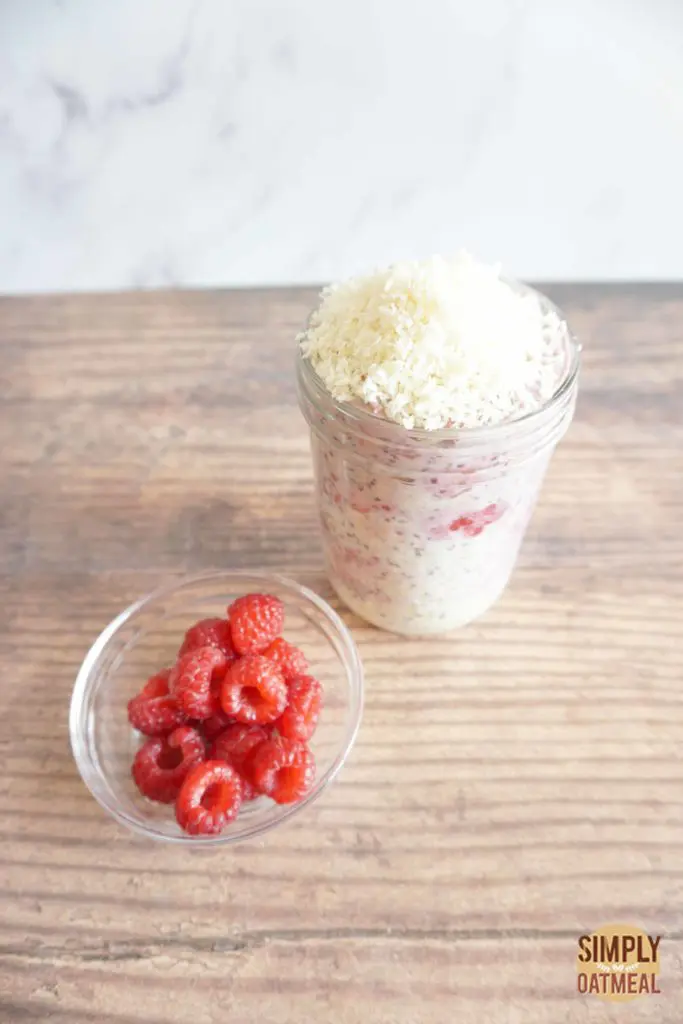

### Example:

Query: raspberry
xmin=209 ymin=722 xmax=268 ymax=769
xmin=449 ymin=503 xmax=505 ymax=537
xmin=175 ymin=760 xmax=243 ymax=836
xmin=169 ymin=646 xmax=228 ymax=720
xmin=449 ymin=515 xmax=476 ymax=535
xmin=277 ymin=675 xmax=323 ymax=742
xmin=220 ymin=654 xmax=287 ymax=725
xmin=127 ymin=669 xmax=186 ymax=736
xmin=201 ymin=707 xmax=235 ymax=741
xmin=262 ymin=637 xmax=309 ymax=681
xmin=228 ymin=593 xmax=284 ymax=655
xmin=178 ymin=617 xmax=235 ymax=660
xmin=208 ymin=723 xmax=269 ymax=801
xmin=132 ymin=726 xmax=205 ymax=803
xmin=250 ymin=736 xmax=316 ymax=804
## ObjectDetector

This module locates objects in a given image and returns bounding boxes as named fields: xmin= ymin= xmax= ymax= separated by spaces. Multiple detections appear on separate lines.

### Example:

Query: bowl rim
xmin=69 ymin=569 xmax=364 ymax=845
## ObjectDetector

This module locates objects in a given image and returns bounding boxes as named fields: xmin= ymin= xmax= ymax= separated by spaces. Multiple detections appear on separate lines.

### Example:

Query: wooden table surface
xmin=1 ymin=284 xmax=682 ymax=1023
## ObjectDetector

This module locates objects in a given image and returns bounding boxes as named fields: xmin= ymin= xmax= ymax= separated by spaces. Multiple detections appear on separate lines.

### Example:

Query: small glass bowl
xmin=69 ymin=570 xmax=364 ymax=845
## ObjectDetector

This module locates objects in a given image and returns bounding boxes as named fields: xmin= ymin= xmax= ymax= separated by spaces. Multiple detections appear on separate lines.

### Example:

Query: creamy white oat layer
xmin=312 ymin=440 xmax=551 ymax=634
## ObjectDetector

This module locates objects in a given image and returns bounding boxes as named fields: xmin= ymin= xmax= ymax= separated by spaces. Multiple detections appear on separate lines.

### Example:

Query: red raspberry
xmin=175 ymin=760 xmax=243 ymax=836
xmin=201 ymin=707 xmax=235 ymax=741
xmin=132 ymin=725 xmax=205 ymax=803
xmin=250 ymin=736 xmax=316 ymax=804
xmin=178 ymin=617 xmax=235 ymax=660
xmin=169 ymin=646 xmax=228 ymax=720
xmin=209 ymin=722 xmax=268 ymax=769
xmin=449 ymin=515 xmax=476 ymax=535
xmin=277 ymin=675 xmax=323 ymax=742
xmin=262 ymin=637 xmax=309 ymax=681
xmin=228 ymin=593 xmax=284 ymax=655
xmin=220 ymin=654 xmax=287 ymax=725
xmin=127 ymin=669 xmax=186 ymax=736
xmin=449 ymin=502 xmax=505 ymax=537
xmin=208 ymin=723 xmax=269 ymax=801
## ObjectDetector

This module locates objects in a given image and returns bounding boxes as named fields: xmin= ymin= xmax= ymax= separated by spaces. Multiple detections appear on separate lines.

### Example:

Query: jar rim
xmin=297 ymin=282 xmax=581 ymax=448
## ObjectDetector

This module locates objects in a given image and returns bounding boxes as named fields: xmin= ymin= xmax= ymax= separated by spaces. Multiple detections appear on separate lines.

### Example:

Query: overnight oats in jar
xmin=296 ymin=253 xmax=580 ymax=636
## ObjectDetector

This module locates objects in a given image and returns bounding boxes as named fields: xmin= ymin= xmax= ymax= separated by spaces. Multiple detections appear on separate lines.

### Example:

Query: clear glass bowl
xmin=69 ymin=570 xmax=364 ymax=845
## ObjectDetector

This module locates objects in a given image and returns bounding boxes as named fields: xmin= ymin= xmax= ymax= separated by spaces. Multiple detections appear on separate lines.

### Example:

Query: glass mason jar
xmin=297 ymin=284 xmax=580 ymax=636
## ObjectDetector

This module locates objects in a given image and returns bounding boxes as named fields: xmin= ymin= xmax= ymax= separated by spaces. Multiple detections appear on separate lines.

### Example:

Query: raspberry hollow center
xmin=157 ymin=746 xmax=184 ymax=771
xmin=242 ymin=686 xmax=266 ymax=710
xmin=202 ymin=782 xmax=228 ymax=810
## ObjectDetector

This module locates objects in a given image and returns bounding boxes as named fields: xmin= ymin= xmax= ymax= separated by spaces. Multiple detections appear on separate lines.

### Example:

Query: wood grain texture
xmin=0 ymin=283 xmax=682 ymax=1023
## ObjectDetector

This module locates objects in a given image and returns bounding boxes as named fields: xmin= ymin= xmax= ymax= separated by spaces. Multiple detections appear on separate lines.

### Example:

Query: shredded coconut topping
xmin=299 ymin=252 xmax=570 ymax=430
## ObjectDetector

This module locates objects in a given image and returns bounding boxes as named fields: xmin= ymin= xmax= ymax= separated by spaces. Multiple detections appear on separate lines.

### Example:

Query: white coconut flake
xmin=299 ymin=252 xmax=570 ymax=430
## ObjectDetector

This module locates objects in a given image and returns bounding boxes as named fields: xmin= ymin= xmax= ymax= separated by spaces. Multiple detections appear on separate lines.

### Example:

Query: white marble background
xmin=2 ymin=0 xmax=683 ymax=293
